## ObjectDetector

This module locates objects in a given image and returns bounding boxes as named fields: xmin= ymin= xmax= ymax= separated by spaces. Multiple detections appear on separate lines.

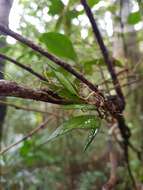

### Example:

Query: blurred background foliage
xmin=1 ymin=0 xmax=143 ymax=189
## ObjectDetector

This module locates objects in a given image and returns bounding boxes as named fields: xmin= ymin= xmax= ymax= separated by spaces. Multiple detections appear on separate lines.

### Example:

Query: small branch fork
xmin=0 ymin=24 xmax=99 ymax=93
xmin=0 ymin=24 xmax=124 ymax=116
xmin=80 ymin=0 xmax=125 ymax=109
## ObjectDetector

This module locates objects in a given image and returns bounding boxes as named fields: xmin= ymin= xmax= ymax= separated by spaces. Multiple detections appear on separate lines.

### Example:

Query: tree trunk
xmin=0 ymin=0 xmax=13 ymax=141
xmin=113 ymin=0 xmax=143 ymax=156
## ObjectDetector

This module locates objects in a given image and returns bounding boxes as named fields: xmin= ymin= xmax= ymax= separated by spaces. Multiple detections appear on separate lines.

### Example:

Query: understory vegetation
xmin=0 ymin=0 xmax=143 ymax=189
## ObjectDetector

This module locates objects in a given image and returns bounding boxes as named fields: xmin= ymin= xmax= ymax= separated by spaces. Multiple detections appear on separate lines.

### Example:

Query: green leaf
xmin=62 ymin=115 xmax=101 ymax=131
xmin=48 ymin=0 xmax=64 ymax=16
xmin=128 ymin=11 xmax=141 ymax=25
xmin=43 ymin=115 xmax=101 ymax=143
xmin=39 ymin=32 xmax=77 ymax=61
xmin=54 ymin=71 xmax=77 ymax=95
xmin=61 ymin=104 xmax=96 ymax=110
xmin=84 ymin=128 xmax=99 ymax=151
xmin=45 ymin=127 xmax=64 ymax=142
xmin=87 ymin=0 xmax=100 ymax=7
xmin=19 ymin=141 xmax=32 ymax=156
xmin=113 ymin=59 xmax=123 ymax=67
xmin=56 ymin=88 xmax=80 ymax=100
xmin=45 ymin=82 xmax=80 ymax=100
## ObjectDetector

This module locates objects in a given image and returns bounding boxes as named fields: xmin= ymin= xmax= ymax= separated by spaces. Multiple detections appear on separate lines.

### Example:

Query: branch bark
xmin=0 ymin=24 xmax=125 ymax=117
xmin=0 ymin=53 xmax=63 ymax=99
xmin=0 ymin=80 xmax=75 ymax=105
xmin=81 ymin=0 xmax=125 ymax=110
xmin=0 ymin=53 xmax=49 ymax=82
xmin=81 ymin=1 xmax=138 ymax=188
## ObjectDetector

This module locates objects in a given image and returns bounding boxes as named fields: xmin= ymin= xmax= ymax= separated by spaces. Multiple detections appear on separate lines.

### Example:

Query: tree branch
xmin=0 ymin=24 xmax=124 ymax=117
xmin=0 ymin=80 xmax=75 ymax=105
xmin=0 ymin=52 xmax=63 ymax=100
xmin=102 ymin=140 xmax=118 ymax=190
xmin=81 ymin=0 xmax=125 ymax=110
xmin=0 ymin=118 xmax=49 ymax=154
xmin=0 ymin=52 xmax=48 ymax=82
xmin=0 ymin=100 xmax=58 ymax=116
xmin=81 ymin=2 xmax=138 ymax=187
xmin=0 ymin=24 xmax=99 ymax=93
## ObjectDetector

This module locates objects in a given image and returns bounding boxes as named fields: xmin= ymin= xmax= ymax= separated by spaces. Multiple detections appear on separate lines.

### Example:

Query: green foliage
xmin=45 ymin=115 xmax=101 ymax=142
xmin=78 ymin=171 xmax=106 ymax=190
xmin=20 ymin=141 xmax=32 ymax=157
xmin=48 ymin=0 xmax=64 ymax=16
xmin=62 ymin=104 xmax=96 ymax=110
xmin=61 ymin=115 xmax=101 ymax=131
xmin=84 ymin=128 xmax=99 ymax=151
xmin=87 ymin=0 xmax=100 ymax=7
xmin=81 ymin=58 xmax=123 ymax=75
xmin=127 ymin=11 xmax=141 ymax=25
xmin=2 ymin=0 xmax=143 ymax=189
xmin=53 ymin=70 xmax=77 ymax=95
xmin=39 ymin=32 xmax=77 ymax=61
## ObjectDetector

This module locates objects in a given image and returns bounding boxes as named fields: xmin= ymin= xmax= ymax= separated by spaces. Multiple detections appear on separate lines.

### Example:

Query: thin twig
xmin=128 ymin=142 xmax=142 ymax=160
xmin=0 ymin=52 xmax=48 ymax=82
xmin=98 ymin=65 xmax=111 ymax=95
xmin=105 ymin=77 xmax=143 ymax=92
xmin=124 ymin=145 xmax=137 ymax=189
xmin=0 ymin=52 xmax=62 ymax=99
xmin=0 ymin=100 xmax=58 ymax=116
xmin=0 ymin=118 xmax=49 ymax=155
xmin=98 ymin=68 xmax=130 ymax=87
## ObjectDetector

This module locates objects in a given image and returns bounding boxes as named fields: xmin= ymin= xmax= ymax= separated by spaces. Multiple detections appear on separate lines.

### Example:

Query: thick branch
xmin=0 ymin=80 xmax=74 ymax=105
